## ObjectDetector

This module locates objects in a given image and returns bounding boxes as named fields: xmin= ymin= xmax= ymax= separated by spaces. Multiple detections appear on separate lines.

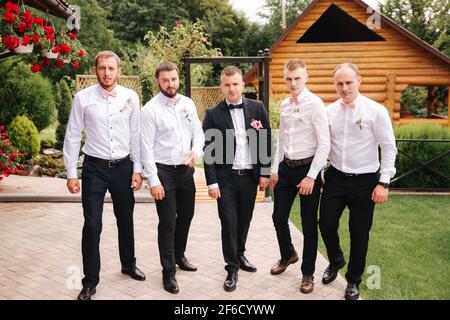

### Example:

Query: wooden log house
xmin=244 ymin=0 xmax=450 ymax=127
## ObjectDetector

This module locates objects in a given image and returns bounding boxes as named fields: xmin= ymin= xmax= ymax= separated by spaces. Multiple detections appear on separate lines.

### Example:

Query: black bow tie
xmin=228 ymin=103 xmax=243 ymax=110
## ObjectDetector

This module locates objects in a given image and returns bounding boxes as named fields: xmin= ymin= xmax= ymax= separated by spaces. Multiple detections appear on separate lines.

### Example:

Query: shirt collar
xmin=97 ymin=83 xmax=118 ymax=97
xmin=225 ymin=98 xmax=243 ymax=107
xmin=159 ymin=92 xmax=181 ymax=106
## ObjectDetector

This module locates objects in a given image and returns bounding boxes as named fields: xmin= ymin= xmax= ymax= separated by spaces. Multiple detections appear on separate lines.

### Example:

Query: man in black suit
xmin=203 ymin=66 xmax=271 ymax=292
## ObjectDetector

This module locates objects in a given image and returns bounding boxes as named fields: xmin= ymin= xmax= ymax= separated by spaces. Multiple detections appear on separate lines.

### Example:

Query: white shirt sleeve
xmin=375 ymin=108 xmax=397 ymax=183
xmin=63 ymin=94 xmax=84 ymax=179
xmin=129 ymin=91 xmax=142 ymax=173
xmin=190 ymin=101 xmax=205 ymax=161
xmin=140 ymin=107 xmax=161 ymax=187
xmin=271 ymin=114 xmax=285 ymax=175
xmin=307 ymin=102 xmax=330 ymax=179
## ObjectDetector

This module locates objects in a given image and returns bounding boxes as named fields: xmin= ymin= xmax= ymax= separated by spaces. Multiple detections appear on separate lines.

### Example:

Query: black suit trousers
xmin=272 ymin=161 xmax=321 ymax=276
xmin=217 ymin=172 xmax=258 ymax=272
xmin=81 ymin=157 xmax=136 ymax=288
xmin=319 ymin=166 xmax=378 ymax=284
xmin=154 ymin=163 xmax=196 ymax=276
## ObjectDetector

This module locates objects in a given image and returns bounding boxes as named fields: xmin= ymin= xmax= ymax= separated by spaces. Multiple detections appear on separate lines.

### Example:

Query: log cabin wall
xmin=246 ymin=0 xmax=450 ymax=127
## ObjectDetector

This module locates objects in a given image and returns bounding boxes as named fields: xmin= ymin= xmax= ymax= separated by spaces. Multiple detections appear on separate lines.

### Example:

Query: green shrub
xmin=393 ymin=123 xmax=450 ymax=188
xmin=33 ymin=154 xmax=66 ymax=177
xmin=8 ymin=115 xmax=41 ymax=159
xmin=55 ymin=79 xmax=72 ymax=150
xmin=0 ymin=60 xmax=55 ymax=131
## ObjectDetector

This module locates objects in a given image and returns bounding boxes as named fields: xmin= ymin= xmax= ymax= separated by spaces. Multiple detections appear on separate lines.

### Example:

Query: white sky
xmin=230 ymin=0 xmax=382 ymax=23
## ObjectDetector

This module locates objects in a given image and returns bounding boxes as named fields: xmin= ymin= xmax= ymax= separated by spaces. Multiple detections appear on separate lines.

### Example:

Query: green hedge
xmin=0 ymin=60 xmax=55 ymax=131
xmin=8 ymin=115 xmax=41 ymax=159
xmin=393 ymin=123 xmax=450 ymax=188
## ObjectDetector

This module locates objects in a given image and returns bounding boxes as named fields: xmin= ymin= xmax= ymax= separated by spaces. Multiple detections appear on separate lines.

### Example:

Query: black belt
xmin=231 ymin=169 xmax=253 ymax=176
xmin=330 ymin=166 xmax=378 ymax=177
xmin=283 ymin=156 xmax=314 ymax=168
xmin=85 ymin=154 xmax=129 ymax=168
xmin=156 ymin=163 xmax=187 ymax=169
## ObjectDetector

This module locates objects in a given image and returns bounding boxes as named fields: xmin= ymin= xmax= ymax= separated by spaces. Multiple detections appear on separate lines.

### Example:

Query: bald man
xmin=319 ymin=63 xmax=397 ymax=300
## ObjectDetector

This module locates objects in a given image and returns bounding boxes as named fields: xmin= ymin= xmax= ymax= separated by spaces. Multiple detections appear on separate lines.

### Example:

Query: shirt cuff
xmin=207 ymin=183 xmax=219 ymax=190
xmin=67 ymin=168 xmax=78 ymax=180
xmin=379 ymin=174 xmax=391 ymax=184
xmin=133 ymin=162 xmax=142 ymax=173
xmin=306 ymin=167 xmax=320 ymax=180
xmin=148 ymin=175 xmax=161 ymax=188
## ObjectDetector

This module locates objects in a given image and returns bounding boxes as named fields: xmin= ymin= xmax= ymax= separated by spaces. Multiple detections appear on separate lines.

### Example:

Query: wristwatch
xmin=377 ymin=182 xmax=389 ymax=189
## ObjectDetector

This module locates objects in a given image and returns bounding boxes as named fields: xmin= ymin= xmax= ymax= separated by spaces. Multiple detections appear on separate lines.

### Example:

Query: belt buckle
xmin=108 ymin=160 xmax=115 ymax=168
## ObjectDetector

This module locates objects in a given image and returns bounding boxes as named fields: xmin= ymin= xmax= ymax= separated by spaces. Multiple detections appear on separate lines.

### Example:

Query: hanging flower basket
xmin=14 ymin=42 xmax=33 ymax=53
xmin=41 ymin=48 xmax=58 ymax=59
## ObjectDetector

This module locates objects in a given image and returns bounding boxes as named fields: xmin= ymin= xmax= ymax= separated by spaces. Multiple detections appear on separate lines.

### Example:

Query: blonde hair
xmin=284 ymin=59 xmax=307 ymax=73
xmin=95 ymin=51 xmax=121 ymax=67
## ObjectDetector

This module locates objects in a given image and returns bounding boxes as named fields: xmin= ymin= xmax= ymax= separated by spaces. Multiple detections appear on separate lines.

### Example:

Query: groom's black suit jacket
xmin=202 ymin=97 xmax=271 ymax=188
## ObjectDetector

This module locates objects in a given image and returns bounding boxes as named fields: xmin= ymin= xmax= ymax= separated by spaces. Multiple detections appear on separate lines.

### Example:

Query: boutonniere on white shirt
xmin=120 ymin=98 xmax=133 ymax=113
xmin=181 ymin=106 xmax=192 ymax=121
xmin=250 ymin=119 xmax=263 ymax=130
xmin=354 ymin=117 xmax=363 ymax=130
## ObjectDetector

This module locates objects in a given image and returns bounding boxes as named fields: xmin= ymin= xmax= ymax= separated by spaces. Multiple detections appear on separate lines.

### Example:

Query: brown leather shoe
xmin=300 ymin=275 xmax=314 ymax=294
xmin=270 ymin=249 xmax=299 ymax=275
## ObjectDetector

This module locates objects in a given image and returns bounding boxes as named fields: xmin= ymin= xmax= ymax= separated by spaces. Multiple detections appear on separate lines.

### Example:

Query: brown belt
xmin=283 ymin=156 xmax=314 ymax=168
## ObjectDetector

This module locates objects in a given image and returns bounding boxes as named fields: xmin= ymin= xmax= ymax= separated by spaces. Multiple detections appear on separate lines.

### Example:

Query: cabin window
xmin=297 ymin=4 xmax=386 ymax=43
xmin=400 ymin=85 xmax=448 ymax=119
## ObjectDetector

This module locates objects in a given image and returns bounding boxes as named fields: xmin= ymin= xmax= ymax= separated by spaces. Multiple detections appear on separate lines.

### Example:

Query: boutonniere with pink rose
xmin=250 ymin=119 xmax=263 ymax=131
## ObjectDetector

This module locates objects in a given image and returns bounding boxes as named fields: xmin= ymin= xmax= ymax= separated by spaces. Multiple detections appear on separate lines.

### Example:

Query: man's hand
xmin=208 ymin=187 xmax=221 ymax=199
xmin=185 ymin=151 xmax=197 ymax=168
xmin=270 ymin=174 xmax=278 ymax=190
xmin=67 ymin=178 xmax=80 ymax=194
xmin=297 ymin=176 xmax=315 ymax=195
xmin=131 ymin=173 xmax=142 ymax=192
xmin=259 ymin=177 xmax=270 ymax=191
xmin=371 ymin=185 xmax=389 ymax=204
xmin=150 ymin=184 xmax=165 ymax=200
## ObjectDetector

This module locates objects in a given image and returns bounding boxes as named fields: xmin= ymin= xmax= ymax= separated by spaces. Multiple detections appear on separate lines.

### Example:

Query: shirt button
xmin=110 ymin=139 xmax=113 ymax=141
xmin=110 ymin=127 xmax=112 ymax=129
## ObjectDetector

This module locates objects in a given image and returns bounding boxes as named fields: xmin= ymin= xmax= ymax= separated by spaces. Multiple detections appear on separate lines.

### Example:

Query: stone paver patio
xmin=0 ymin=176 xmax=347 ymax=300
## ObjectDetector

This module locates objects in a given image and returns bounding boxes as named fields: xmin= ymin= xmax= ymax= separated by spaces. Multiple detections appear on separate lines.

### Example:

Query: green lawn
xmin=288 ymin=195 xmax=450 ymax=300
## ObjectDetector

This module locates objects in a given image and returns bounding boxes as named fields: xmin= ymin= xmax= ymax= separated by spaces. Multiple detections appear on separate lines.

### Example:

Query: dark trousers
xmin=81 ymin=157 xmax=136 ymax=288
xmin=319 ymin=166 xmax=379 ymax=284
xmin=272 ymin=161 xmax=321 ymax=276
xmin=154 ymin=163 xmax=196 ymax=277
xmin=217 ymin=172 xmax=258 ymax=273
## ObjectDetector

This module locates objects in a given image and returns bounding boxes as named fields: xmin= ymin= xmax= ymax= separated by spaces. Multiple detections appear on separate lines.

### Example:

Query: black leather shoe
xmin=238 ymin=255 xmax=257 ymax=272
xmin=163 ymin=275 xmax=179 ymax=294
xmin=345 ymin=282 xmax=360 ymax=300
xmin=322 ymin=260 xmax=346 ymax=284
xmin=223 ymin=271 xmax=238 ymax=292
xmin=121 ymin=266 xmax=146 ymax=281
xmin=176 ymin=256 xmax=197 ymax=272
xmin=77 ymin=287 xmax=96 ymax=300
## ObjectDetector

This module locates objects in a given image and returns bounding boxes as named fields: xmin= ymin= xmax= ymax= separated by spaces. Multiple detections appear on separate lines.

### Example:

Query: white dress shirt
xmin=140 ymin=92 xmax=205 ymax=187
xmin=63 ymin=84 xmax=141 ymax=179
xmin=272 ymin=88 xmax=330 ymax=179
xmin=326 ymin=94 xmax=397 ymax=183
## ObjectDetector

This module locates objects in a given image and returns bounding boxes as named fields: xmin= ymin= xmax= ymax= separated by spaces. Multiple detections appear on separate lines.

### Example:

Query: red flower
xmin=54 ymin=59 xmax=63 ymax=68
xmin=19 ymin=11 xmax=34 ymax=29
xmin=73 ymin=60 xmax=79 ymax=69
xmin=0 ymin=126 xmax=4 ymax=132
xmin=2 ymin=35 xmax=19 ymax=50
xmin=42 ymin=57 xmax=50 ymax=66
xmin=21 ymin=35 xmax=30 ymax=46
xmin=32 ymin=33 xmax=40 ymax=44
xmin=78 ymin=49 xmax=85 ymax=57
xmin=5 ymin=2 xmax=19 ymax=14
xmin=175 ymin=20 xmax=182 ymax=25
xmin=68 ymin=33 xmax=77 ymax=39
xmin=17 ymin=21 xmax=27 ymax=33
xmin=34 ymin=17 xmax=44 ymax=26
xmin=4 ymin=10 xmax=16 ymax=24
xmin=59 ymin=43 xmax=71 ymax=54
xmin=30 ymin=63 xmax=42 ymax=73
